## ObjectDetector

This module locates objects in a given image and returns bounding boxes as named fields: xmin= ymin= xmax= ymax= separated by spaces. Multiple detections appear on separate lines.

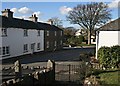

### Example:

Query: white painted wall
xmin=98 ymin=31 xmax=119 ymax=49
xmin=96 ymin=31 xmax=120 ymax=59
xmin=0 ymin=28 xmax=44 ymax=59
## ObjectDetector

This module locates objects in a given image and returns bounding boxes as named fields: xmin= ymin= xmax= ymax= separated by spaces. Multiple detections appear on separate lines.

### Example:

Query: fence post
xmin=14 ymin=60 xmax=22 ymax=81
xmin=47 ymin=60 xmax=55 ymax=82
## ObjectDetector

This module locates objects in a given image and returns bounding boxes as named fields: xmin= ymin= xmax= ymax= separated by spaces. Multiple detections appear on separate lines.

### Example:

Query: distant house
xmin=75 ymin=29 xmax=96 ymax=44
xmin=96 ymin=18 xmax=120 ymax=59
xmin=0 ymin=9 xmax=63 ymax=59
xmin=75 ymin=29 xmax=86 ymax=36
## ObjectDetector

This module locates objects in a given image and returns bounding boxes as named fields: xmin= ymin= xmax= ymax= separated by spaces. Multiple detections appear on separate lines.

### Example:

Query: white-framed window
xmin=61 ymin=40 xmax=63 ymax=45
xmin=1 ymin=46 xmax=10 ymax=56
xmin=61 ymin=31 xmax=62 ymax=36
xmin=2 ymin=28 xmax=7 ymax=36
xmin=54 ymin=41 xmax=57 ymax=47
xmin=55 ymin=31 xmax=57 ymax=36
xmin=47 ymin=31 xmax=49 ymax=36
xmin=23 ymin=44 xmax=28 ymax=53
xmin=24 ymin=29 xmax=28 ymax=37
xmin=37 ymin=43 xmax=40 ymax=50
xmin=47 ymin=41 xmax=49 ymax=48
xmin=38 ymin=30 xmax=40 ymax=36
xmin=6 ymin=46 xmax=9 ymax=54
xmin=2 ymin=47 xmax=6 ymax=55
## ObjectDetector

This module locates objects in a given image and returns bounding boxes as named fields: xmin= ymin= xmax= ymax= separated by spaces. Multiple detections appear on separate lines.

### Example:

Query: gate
xmin=55 ymin=61 xmax=84 ymax=85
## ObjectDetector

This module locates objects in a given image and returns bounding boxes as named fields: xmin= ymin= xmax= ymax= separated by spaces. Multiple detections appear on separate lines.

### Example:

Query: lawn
xmin=98 ymin=69 xmax=120 ymax=85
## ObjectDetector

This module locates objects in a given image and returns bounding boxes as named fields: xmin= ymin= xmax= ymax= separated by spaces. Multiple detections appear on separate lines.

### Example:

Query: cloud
xmin=59 ymin=6 xmax=72 ymax=15
xmin=108 ymin=0 xmax=120 ymax=8
xmin=11 ymin=7 xmax=33 ymax=14
xmin=11 ymin=8 xmax=18 ymax=13
xmin=18 ymin=7 xmax=33 ymax=14
xmin=10 ymin=7 xmax=42 ymax=16
xmin=10 ymin=7 xmax=43 ymax=22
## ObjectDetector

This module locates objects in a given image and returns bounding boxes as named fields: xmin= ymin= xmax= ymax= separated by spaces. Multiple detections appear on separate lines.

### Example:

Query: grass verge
xmin=98 ymin=69 xmax=120 ymax=85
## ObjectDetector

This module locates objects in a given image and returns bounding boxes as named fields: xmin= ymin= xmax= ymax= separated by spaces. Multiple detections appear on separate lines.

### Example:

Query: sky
xmin=1 ymin=0 xmax=120 ymax=29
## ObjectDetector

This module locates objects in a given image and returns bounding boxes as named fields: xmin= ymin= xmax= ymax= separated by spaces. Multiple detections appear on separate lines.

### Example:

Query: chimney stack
xmin=47 ymin=19 xmax=53 ymax=25
xmin=29 ymin=14 xmax=38 ymax=22
xmin=2 ymin=9 xmax=13 ymax=18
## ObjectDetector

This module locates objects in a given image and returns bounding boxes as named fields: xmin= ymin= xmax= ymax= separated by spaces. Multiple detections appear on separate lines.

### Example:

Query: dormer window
xmin=2 ymin=28 xmax=7 ymax=37
xmin=24 ymin=29 xmax=28 ymax=37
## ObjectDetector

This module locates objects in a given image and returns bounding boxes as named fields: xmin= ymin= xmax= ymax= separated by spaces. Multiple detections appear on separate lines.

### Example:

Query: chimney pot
xmin=2 ymin=8 xmax=13 ymax=18
xmin=29 ymin=14 xmax=38 ymax=22
xmin=7 ymin=9 xmax=10 ymax=11
xmin=34 ymin=14 xmax=36 ymax=17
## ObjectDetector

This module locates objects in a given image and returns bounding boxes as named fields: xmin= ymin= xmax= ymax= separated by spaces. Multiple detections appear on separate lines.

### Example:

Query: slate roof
xmin=98 ymin=18 xmax=120 ymax=31
xmin=0 ymin=15 xmax=62 ymax=31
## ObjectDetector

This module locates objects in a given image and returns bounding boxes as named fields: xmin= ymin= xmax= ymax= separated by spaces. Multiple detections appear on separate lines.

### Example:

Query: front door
xmin=31 ymin=43 xmax=35 ymax=53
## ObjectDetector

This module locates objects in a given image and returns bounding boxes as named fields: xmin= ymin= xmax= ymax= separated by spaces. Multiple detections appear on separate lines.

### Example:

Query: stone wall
xmin=1 ymin=60 xmax=55 ymax=86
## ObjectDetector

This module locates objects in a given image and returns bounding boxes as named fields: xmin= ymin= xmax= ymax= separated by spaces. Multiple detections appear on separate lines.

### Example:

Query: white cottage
xmin=0 ymin=9 xmax=44 ymax=59
xmin=0 ymin=9 xmax=63 ymax=59
xmin=96 ymin=18 xmax=120 ymax=59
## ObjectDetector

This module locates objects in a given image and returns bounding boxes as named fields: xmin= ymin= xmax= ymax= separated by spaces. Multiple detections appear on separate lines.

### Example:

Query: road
xmin=2 ymin=46 xmax=95 ymax=64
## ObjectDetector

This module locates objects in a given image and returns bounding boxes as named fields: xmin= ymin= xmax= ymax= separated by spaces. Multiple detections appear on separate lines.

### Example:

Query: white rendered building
xmin=0 ymin=9 xmax=63 ymax=59
xmin=96 ymin=18 xmax=120 ymax=59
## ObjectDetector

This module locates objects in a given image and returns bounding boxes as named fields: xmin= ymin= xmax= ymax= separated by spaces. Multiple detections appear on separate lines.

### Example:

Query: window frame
xmin=1 ymin=28 xmax=7 ymax=37
xmin=61 ymin=40 xmax=63 ymax=45
xmin=0 ymin=47 xmax=1 ymax=55
xmin=54 ymin=41 xmax=57 ymax=47
xmin=24 ymin=29 xmax=28 ymax=37
xmin=55 ymin=31 xmax=57 ymax=36
xmin=23 ymin=44 xmax=28 ymax=53
xmin=37 ymin=30 xmax=41 ymax=36
xmin=2 ymin=47 xmax=6 ymax=55
xmin=1 ymin=46 xmax=10 ymax=56
xmin=37 ymin=43 xmax=41 ymax=50
xmin=6 ymin=46 xmax=10 ymax=55
xmin=46 ymin=41 xmax=49 ymax=48
xmin=47 ymin=31 xmax=49 ymax=36
xmin=61 ymin=31 xmax=62 ymax=36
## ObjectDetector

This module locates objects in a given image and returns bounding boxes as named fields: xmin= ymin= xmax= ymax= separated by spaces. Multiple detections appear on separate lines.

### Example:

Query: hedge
xmin=98 ymin=45 xmax=120 ymax=68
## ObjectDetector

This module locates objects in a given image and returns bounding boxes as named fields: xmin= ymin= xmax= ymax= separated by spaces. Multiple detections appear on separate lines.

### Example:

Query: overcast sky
xmin=1 ymin=0 xmax=120 ymax=28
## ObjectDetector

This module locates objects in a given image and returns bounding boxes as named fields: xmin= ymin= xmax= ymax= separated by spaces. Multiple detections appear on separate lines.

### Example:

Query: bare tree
xmin=67 ymin=2 xmax=111 ymax=45
xmin=48 ymin=17 xmax=63 ymax=28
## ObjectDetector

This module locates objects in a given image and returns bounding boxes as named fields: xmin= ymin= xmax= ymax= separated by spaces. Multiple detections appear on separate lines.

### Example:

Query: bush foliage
xmin=98 ymin=45 xmax=120 ymax=68
xmin=67 ymin=35 xmax=84 ymax=45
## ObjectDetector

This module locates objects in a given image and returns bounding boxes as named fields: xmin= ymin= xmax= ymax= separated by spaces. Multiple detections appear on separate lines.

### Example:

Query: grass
xmin=97 ymin=69 xmax=120 ymax=85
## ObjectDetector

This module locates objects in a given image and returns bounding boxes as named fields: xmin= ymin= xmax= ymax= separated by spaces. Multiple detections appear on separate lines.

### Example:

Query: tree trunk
xmin=88 ymin=30 xmax=91 ymax=45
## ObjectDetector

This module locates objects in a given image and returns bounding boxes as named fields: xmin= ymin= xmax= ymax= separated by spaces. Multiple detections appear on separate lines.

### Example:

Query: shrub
xmin=98 ymin=45 xmax=120 ymax=69
xmin=110 ymin=45 xmax=120 ymax=68
xmin=98 ymin=46 xmax=111 ymax=68
xmin=67 ymin=35 xmax=84 ymax=45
